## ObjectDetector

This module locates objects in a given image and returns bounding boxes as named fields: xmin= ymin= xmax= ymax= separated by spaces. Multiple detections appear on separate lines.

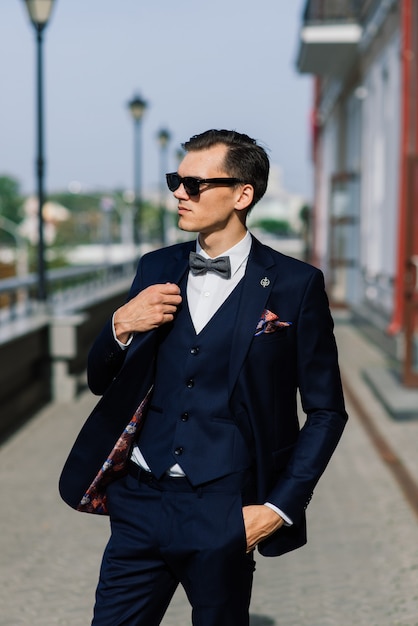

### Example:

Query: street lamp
xmin=22 ymin=0 xmax=56 ymax=303
xmin=127 ymin=93 xmax=147 ymax=245
xmin=157 ymin=127 xmax=171 ymax=245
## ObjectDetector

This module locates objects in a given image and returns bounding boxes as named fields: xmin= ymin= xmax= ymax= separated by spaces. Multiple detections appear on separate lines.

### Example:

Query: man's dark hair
xmin=182 ymin=129 xmax=269 ymax=211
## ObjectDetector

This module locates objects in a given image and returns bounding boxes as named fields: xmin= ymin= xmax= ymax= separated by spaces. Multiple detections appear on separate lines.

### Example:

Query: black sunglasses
xmin=166 ymin=172 xmax=244 ymax=197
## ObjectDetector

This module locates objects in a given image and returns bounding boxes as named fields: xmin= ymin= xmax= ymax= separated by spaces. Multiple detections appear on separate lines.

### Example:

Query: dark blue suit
xmin=59 ymin=236 xmax=347 ymax=624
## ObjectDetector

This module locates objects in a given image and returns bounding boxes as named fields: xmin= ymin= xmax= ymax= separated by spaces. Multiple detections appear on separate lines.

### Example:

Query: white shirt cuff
xmin=111 ymin=312 xmax=133 ymax=350
xmin=264 ymin=502 xmax=293 ymax=526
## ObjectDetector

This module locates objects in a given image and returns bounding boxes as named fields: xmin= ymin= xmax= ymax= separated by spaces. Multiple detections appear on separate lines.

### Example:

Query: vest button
xmin=190 ymin=347 xmax=199 ymax=355
xmin=186 ymin=378 xmax=194 ymax=388
xmin=174 ymin=447 xmax=183 ymax=456
xmin=181 ymin=412 xmax=189 ymax=422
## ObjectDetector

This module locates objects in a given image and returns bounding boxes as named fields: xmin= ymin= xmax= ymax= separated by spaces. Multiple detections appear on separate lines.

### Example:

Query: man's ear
xmin=234 ymin=184 xmax=254 ymax=212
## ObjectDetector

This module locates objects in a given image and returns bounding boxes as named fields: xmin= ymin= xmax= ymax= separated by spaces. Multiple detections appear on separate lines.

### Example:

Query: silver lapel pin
xmin=260 ymin=277 xmax=270 ymax=288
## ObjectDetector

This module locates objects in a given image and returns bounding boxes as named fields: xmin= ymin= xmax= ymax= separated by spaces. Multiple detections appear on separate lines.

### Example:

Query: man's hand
xmin=242 ymin=505 xmax=284 ymax=553
xmin=114 ymin=283 xmax=182 ymax=343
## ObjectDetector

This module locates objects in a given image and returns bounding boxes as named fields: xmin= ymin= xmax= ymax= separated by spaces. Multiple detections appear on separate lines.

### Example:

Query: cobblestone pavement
xmin=1 ymin=317 xmax=418 ymax=626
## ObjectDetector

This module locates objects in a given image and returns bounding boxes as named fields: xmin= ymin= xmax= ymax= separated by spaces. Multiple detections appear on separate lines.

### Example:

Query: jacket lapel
xmin=172 ymin=240 xmax=195 ymax=283
xmin=122 ymin=241 xmax=194 ymax=365
xmin=228 ymin=237 xmax=277 ymax=393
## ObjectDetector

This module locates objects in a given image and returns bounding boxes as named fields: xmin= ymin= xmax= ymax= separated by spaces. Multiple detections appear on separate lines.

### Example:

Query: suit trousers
xmin=92 ymin=465 xmax=257 ymax=626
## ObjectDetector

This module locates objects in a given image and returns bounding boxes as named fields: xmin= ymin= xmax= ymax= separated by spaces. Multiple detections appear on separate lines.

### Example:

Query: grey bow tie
xmin=189 ymin=251 xmax=231 ymax=279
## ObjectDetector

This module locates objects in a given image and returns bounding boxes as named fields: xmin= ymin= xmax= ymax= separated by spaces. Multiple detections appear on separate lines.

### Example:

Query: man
xmin=60 ymin=129 xmax=348 ymax=626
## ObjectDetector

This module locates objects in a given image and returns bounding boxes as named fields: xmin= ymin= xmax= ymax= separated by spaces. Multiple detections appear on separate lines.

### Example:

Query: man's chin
xmin=178 ymin=218 xmax=197 ymax=233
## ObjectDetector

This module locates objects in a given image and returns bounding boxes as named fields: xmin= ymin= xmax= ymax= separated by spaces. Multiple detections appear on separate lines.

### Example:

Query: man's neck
xmin=198 ymin=227 xmax=248 ymax=258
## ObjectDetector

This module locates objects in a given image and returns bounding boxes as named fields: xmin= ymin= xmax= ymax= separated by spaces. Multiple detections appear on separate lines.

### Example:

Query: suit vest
xmin=137 ymin=276 xmax=252 ymax=485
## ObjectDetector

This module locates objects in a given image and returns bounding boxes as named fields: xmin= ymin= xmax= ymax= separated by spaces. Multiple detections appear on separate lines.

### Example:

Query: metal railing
xmin=0 ymin=259 xmax=137 ymax=326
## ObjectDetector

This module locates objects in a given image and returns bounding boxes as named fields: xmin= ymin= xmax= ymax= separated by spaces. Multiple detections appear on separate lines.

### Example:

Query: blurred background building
xmin=297 ymin=0 xmax=418 ymax=384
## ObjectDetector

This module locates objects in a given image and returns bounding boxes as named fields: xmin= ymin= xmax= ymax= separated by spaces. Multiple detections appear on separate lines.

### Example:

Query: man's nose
xmin=173 ymin=183 xmax=190 ymax=199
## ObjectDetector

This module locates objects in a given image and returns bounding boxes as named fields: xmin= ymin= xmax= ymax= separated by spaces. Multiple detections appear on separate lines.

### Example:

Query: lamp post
xmin=157 ymin=127 xmax=171 ymax=245
xmin=22 ymin=0 xmax=56 ymax=302
xmin=127 ymin=94 xmax=147 ymax=246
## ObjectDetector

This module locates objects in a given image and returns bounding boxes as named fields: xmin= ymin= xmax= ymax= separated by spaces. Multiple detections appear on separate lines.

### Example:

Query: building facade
xmin=297 ymin=0 xmax=418 ymax=385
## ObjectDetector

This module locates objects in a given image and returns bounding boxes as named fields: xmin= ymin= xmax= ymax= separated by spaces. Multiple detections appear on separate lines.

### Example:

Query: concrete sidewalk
xmin=1 ymin=314 xmax=417 ymax=625
xmin=334 ymin=312 xmax=418 ymax=490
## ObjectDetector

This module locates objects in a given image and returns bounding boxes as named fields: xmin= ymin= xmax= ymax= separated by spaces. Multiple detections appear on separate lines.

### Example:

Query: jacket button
xmin=174 ymin=447 xmax=183 ymax=456
xmin=186 ymin=379 xmax=194 ymax=388
xmin=181 ymin=412 xmax=189 ymax=422
xmin=190 ymin=347 xmax=199 ymax=355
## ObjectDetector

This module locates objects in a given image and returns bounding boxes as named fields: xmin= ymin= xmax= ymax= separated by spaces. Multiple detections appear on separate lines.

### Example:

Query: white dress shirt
xmin=187 ymin=231 xmax=252 ymax=333
xmin=115 ymin=231 xmax=292 ymax=525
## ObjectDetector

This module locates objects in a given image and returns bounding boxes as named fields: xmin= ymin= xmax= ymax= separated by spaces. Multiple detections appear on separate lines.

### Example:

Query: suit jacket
xmin=59 ymin=236 xmax=348 ymax=557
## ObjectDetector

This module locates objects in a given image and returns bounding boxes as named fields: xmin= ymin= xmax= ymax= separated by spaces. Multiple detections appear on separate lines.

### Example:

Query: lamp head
xmin=23 ymin=0 xmax=55 ymax=29
xmin=157 ymin=128 xmax=171 ymax=148
xmin=128 ymin=94 xmax=147 ymax=122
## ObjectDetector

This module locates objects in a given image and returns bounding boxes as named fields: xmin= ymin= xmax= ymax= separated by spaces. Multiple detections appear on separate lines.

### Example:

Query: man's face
xmin=174 ymin=144 xmax=244 ymax=236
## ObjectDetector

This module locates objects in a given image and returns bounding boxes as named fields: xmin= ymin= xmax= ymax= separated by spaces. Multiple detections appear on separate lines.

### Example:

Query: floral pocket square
xmin=255 ymin=309 xmax=292 ymax=336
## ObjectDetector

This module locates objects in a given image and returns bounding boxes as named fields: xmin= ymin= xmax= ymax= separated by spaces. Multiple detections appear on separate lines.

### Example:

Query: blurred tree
xmin=0 ymin=175 xmax=23 ymax=223
xmin=34 ymin=188 xmax=162 ymax=251
xmin=0 ymin=176 xmax=24 ymax=246
xmin=49 ymin=191 xmax=106 ymax=247
xmin=0 ymin=176 xmax=25 ymax=276
xmin=49 ymin=191 xmax=101 ymax=213
xmin=299 ymin=203 xmax=312 ymax=262
xmin=251 ymin=218 xmax=293 ymax=237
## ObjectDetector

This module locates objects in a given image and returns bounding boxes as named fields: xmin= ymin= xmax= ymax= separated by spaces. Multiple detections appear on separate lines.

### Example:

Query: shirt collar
xmin=196 ymin=231 xmax=252 ymax=278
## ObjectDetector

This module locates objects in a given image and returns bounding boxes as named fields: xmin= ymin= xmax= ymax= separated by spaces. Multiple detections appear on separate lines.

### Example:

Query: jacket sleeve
xmin=266 ymin=269 xmax=348 ymax=524
xmin=87 ymin=258 xmax=145 ymax=396
xmin=87 ymin=317 xmax=127 ymax=395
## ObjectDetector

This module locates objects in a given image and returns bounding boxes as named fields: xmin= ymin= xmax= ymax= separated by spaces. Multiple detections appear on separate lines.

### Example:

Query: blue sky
xmin=0 ymin=1 xmax=312 ymax=198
